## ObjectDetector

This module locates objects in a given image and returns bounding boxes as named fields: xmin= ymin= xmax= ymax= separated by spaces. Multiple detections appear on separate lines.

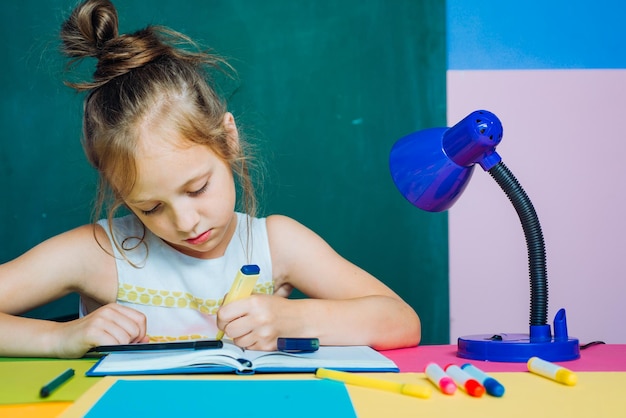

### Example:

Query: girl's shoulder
xmin=265 ymin=214 xmax=305 ymax=234
xmin=265 ymin=214 xmax=333 ymax=256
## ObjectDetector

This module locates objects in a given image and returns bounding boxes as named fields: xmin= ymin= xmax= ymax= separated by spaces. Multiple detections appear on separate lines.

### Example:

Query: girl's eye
xmin=189 ymin=182 xmax=208 ymax=197
xmin=141 ymin=204 xmax=161 ymax=216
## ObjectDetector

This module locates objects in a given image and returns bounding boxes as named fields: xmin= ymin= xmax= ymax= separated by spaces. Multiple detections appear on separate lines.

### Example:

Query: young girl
xmin=0 ymin=0 xmax=420 ymax=358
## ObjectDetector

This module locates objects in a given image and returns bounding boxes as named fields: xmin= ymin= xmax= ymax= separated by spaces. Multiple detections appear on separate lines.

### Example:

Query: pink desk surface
xmin=382 ymin=343 xmax=626 ymax=372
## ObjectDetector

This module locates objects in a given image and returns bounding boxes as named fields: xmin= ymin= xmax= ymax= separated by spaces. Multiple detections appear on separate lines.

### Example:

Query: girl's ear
xmin=222 ymin=112 xmax=240 ymax=153
xmin=223 ymin=112 xmax=238 ymax=137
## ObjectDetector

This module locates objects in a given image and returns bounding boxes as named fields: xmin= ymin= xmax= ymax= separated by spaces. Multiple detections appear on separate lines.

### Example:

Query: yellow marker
xmin=316 ymin=368 xmax=431 ymax=399
xmin=527 ymin=356 xmax=577 ymax=386
xmin=215 ymin=265 xmax=260 ymax=340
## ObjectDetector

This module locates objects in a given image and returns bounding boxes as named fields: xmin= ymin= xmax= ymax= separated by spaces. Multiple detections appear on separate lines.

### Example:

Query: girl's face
xmin=124 ymin=120 xmax=238 ymax=259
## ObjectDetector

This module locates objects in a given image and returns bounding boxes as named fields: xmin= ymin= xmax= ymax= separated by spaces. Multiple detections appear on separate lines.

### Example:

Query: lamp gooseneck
xmin=488 ymin=162 xmax=548 ymax=328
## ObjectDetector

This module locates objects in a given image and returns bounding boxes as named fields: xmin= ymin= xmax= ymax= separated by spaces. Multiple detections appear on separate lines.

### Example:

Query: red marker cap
xmin=465 ymin=379 xmax=485 ymax=397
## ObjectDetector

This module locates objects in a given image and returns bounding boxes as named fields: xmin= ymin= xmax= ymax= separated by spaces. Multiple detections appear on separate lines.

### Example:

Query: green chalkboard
xmin=1 ymin=1 xmax=448 ymax=343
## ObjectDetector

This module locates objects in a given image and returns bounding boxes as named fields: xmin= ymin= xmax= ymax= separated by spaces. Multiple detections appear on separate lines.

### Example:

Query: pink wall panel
xmin=448 ymin=69 xmax=626 ymax=344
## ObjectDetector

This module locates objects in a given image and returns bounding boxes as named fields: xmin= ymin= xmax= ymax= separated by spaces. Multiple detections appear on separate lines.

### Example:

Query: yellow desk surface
xmin=59 ymin=372 xmax=625 ymax=418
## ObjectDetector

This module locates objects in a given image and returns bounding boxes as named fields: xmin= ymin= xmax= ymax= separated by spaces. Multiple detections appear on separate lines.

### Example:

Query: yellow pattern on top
xmin=117 ymin=281 xmax=274 ymax=315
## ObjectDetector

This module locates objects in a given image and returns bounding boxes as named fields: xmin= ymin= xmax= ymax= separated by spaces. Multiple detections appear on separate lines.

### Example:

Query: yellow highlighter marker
xmin=527 ymin=356 xmax=578 ymax=386
xmin=316 ymin=368 xmax=431 ymax=399
xmin=215 ymin=264 xmax=260 ymax=340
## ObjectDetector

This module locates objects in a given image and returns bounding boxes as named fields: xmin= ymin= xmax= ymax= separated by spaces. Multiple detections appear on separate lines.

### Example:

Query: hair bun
xmin=61 ymin=0 xmax=119 ymax=60
xmin=61 ymin=0 xmax=224 ymax=91
xmin=61 ymin=0 xmax=170 ymax=90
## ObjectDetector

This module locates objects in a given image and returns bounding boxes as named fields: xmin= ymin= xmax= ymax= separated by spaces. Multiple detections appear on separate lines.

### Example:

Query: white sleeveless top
xmin=92 ymin=212 xmax=274 ymax=342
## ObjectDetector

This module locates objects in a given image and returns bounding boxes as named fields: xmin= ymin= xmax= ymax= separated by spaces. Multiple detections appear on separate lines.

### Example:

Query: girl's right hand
xmin=53 ymin=303 xmax=148 ymax=358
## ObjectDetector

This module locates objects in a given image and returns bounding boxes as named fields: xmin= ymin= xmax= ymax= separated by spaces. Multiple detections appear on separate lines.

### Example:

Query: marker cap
xmin=555 ymin=369 xmax=578 ymax=386
xmin=439 ymin=378 xmax=457 ymax=395
xmin=483 ymin=378 xmax=505 ymax=397
xmin=465 ymin=379 xmax=485 ymax=397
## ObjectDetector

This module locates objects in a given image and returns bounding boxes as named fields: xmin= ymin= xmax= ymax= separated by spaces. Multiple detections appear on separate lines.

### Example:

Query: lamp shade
xmin=389 ymin=110 xmax=504 ymax=212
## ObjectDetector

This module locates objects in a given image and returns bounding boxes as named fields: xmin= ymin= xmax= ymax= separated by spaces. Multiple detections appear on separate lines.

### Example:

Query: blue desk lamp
xmin=389 ymin=110 xmax=580 ymax=362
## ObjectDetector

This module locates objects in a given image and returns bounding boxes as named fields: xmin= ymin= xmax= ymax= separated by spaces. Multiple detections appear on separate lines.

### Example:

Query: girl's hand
xmin=53 ymin=303 xmax=148 ymax=358
xmin=216 ymin=294 xmax=298 ymax=351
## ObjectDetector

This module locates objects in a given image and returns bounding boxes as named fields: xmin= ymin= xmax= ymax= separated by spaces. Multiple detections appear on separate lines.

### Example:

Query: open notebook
xmin=86 ymin=341 xmax=399 ymax=376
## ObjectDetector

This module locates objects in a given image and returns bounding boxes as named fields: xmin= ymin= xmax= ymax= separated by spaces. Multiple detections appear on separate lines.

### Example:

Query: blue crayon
xmin=461 ymin=364 xmax=505 ymax=397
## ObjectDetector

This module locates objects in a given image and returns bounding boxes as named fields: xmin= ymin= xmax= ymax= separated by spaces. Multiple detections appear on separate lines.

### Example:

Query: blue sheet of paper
xmin=84 ymin=379 xmax=356 ymax=417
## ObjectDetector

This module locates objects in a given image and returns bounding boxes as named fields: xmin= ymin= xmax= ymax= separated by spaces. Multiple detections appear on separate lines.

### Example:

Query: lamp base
xmin=457 ymin=333 xmax=580 ymax=362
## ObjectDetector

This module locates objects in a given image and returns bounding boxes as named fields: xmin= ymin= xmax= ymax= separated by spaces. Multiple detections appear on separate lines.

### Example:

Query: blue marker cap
xmin=241 ymin=264 xmax=260 ymax=275
xmin=482 ymin=377 xmax=505 ymax=397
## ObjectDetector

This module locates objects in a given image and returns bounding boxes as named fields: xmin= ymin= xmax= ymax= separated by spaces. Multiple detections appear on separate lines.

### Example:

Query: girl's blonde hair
xmin=60 ymin=0 xmax=257 ymax=261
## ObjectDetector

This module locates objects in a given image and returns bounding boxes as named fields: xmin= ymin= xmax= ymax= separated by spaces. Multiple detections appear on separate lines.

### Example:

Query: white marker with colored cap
xmin=424 ymin=362 xmax=456 ymax=395
xmin=527 ymin=357 xmax=577 ymax=386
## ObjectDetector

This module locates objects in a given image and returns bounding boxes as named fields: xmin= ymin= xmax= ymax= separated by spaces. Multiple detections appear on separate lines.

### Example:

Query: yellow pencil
xmin=316 ymin=368 xmax=431 ymax=399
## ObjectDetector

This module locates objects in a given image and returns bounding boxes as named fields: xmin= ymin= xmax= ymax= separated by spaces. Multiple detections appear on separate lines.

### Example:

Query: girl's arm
xmin=217 ymin=214 xmax=421 ymax=350
xmin=0 ymin=225 xmax=147 ymax=358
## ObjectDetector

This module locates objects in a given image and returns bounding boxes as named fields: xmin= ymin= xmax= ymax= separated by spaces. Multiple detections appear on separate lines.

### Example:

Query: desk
xmin=2 ymin=344 xmax=625 ymax=417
